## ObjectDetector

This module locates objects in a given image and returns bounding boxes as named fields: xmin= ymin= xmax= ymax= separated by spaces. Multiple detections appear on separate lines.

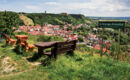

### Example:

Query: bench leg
xmin=13 ymin=41 xmax=16 ymax=47
xmin=67 ymin=50 xmax=74 ymax=56
xmin=54 ymin=54 xmax=57 ymax=59
xmin=38 ymin=47 xmax=43 ymax=57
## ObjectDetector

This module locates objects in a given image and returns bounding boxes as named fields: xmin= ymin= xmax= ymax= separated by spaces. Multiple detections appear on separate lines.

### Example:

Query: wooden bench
xmin=35 ymin=40 xmax=77 ymax=59
xmin=5 ymin=34 xmax=16 ymax=47
xmin=14 ymin=35 xmax=28 ymax=46
xmin=21 ymin=40 xmax=35 ymax=52
xmin=51 ymin=40 xmax=77 ymax=59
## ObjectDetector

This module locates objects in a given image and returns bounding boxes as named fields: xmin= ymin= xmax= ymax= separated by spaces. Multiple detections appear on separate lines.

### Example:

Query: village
xmin=13 ymin=24 xmax=112 ymax=54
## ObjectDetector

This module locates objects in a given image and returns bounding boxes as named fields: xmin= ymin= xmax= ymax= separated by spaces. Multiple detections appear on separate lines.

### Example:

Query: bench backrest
xmin=54 ymin=40 xmax=77 ymax=55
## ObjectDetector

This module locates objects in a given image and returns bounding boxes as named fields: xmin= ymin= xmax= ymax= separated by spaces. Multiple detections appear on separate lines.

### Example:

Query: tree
xmin=0 ymin=11 xmax=20 ymax=37
xmin=78 ymin=36 xmax=84 ymax=42
xmin=67 ymin=26 xmax=72 ymax=31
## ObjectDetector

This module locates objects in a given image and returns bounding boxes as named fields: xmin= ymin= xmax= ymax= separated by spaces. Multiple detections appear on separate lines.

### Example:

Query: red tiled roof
xmin=93 ymin=45 xmax=110 ymax=54
xmin=88 ymin=35 xmax=96 ymax=38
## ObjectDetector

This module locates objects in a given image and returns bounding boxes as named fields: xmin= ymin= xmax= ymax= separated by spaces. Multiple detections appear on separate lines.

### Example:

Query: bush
xmin=37 ymin=35 xmax=64 ymax=42
xmin=13 ymin=45 xmax=26 ymax=55
xmin=120 ymin=45 xmax=128 ymax=52
xmin=0 ymin=11 xmax=23 ymax=37
xmin=14 ymin=31 xmax=29 ymax=35
xmin=78 ymin=36 xmax=84 ymax=42
xmin=77 ymin=44 xmax=91 ymax=52
xmin=49 ymin=36 xmax=64 ymax=42
xmin=27 ymin=13 xmax=87 ymax=26
xmin=37 ymin=35 xmax=50 ymax=42
xmin=110 ymin=42 xmax=118 ymax=56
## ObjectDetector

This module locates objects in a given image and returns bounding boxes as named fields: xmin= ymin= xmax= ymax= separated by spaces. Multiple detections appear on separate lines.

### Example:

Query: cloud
xmin=25 ymin=5 xmax=40 ymax=10
xmin=45 ymin=2 xmax=60 ymax=5
xmin=41 ymin=0 xmax=130 ymax=16
xmin=0 ymin=0 xmax=130 ymax=16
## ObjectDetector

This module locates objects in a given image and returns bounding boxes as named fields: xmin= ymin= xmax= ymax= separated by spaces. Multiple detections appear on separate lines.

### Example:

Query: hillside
xmin=87 ymin=16 xmax=130 ymax=27
xmin=19 ymin=14 xmax=34 ymax=26
xmin=0 ymin=38 xmax=130 ymax=80
xmin=26 ymin=13 xmax=92 ymax=26
xmin=0 ymin=11 xmax=93 ymax=27
xmin=87 ymin=16 xmax=130 ymax=20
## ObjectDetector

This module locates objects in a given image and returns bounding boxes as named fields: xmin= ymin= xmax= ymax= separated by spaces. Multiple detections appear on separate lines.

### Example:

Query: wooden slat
xmin=56 ymin=40 xmax=76 ymax=48
xmin=56 ymin=46 xmax=73 ymax=54
xmin=57 ymin=46 xmax=72 ymax=51
xmin=57 ymin=42 xmax=74 ymax=46
xmin=44 ymin=52 xmax=52 ymax=55
xmin=55 ymin=40 xmax=77 ymax=54
xmin=57 ymin=44 xmax=74 ymax=48
xmin=34 ymin=42 xmax=56 ymax=48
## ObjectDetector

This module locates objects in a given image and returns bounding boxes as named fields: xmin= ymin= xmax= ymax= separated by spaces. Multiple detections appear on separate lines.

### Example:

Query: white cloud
xmin=41 ymin=0 xmax=130 ymax=16
xmin=1 ymin=0 xmax=129 ymax=16
xmin=25 ymin=5 xmax=40 ymax=10
xmin=45 ymin=2 xmax=60 ymax=5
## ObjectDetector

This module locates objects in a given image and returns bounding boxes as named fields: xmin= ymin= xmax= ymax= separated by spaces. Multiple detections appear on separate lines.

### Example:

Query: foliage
xmin=120 ymin=45 xmax=128 ymax=52
xmin=0 ymin=44 xmax=32 ymax=76
xmin=0 ymin=11 xmax=23 ymax=37
xmin=76 ymin=44 xmax=91 ymax=52
xmin=101 ymin=29 xmax=129 ymax=45
xmin=14 ymin=31 xmax=29 ymax=35
xmin=67 ymin=26 xmax=72 ymax=31
xmin=103 ymin=35 xmax=108 ymax=40
xmin=126 ymin=22 xmax=130 ymax=27
xmin=114 ymin=31 xmax=129 ymax=45
xmin=0 ymin=37 xmax=130 ymax=80
xmin=26 ymin=13 xmax=88 ymax=26
xmin=37 ymin=35 xmax=64 ymax=42
xmin=78 ymin=36 xmax=84 ymax=42
xmin=110 ymin=42 xmax=118 ymax=56
xmin=0 ymin=49 xmax=130 ymax=80
xmin=13 ymin=45 xmax=26 ymax=56
xmin=73 ymin=26 xmax=89 ymax=38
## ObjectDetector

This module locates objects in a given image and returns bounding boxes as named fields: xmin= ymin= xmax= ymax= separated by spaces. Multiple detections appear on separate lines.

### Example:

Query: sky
xmin=0 ymin=0 xmax=130 ymax=17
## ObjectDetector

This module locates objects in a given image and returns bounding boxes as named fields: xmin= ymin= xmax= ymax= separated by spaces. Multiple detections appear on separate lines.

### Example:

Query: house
xmin=61 ymin=12 xmax=68 ymax=15
xmin=93 ymin=44 xmax=110 ymax=54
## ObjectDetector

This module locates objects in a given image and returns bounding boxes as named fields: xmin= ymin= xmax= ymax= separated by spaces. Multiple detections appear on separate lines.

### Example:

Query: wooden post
xmin=100 ymin=28 xmax=104 ymax=57
xmin=117 ymin=28 xmax=121 ymax=60
xmin=38 ymin=47 xmax=43 ymax=57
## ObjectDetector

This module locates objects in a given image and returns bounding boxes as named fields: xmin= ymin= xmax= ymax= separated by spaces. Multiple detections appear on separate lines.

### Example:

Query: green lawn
xmin=0 ymin=40 xmax=130 ymax=80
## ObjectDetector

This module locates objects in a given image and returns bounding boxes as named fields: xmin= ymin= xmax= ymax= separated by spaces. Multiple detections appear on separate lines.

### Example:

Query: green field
xmin=0 ymin=37 xmax=130 ymax=80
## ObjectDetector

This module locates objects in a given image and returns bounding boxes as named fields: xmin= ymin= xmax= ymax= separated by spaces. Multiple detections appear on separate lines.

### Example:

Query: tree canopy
xmin=27 ymin=13 xmax=88 ymax=26
xmin=0 ymin=11 xmax=22 ymax=37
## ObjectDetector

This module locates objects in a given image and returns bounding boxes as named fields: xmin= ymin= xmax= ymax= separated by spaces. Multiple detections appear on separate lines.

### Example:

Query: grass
xmin=0 ymin=38 xmax=130 ymax=80
xmin=19 ymin=14 xmax=34 ymax=26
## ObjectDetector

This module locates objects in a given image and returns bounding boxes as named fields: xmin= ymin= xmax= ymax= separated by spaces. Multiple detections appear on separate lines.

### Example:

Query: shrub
xmin=0 ymin=11 xmax=23 ymax=37
xmin=49 ymin=36 xmax=64 ymax=42
xmin=120 ymin=45 xmax=128 ymax=52
xmin=77 ymin=44 xmax=91 ymax=52
xmin=110 ymin=42 xmax=118 ymax=56
xmin=14 ymin=31 xmax=29 ymax=35
xmin=78 ymin=36 xmax=84 ymax=42
xmin=37 ymin=35 xmax=64 ymax=42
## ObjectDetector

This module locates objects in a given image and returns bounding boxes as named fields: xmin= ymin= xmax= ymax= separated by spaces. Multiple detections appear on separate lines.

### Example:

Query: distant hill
xmin=87 ymin=16 xmax=130 ymax=27
xmin=0 ymin=11 xmax=93 ymax=27
xmin=25 ymin=13 xmax=92 ymax=26
xmin=87 ymin=16 xmax=130 ymax=21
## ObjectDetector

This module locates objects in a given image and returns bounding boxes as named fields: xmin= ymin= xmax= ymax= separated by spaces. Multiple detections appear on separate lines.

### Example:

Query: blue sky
xmin=0 ymin=0 xmax=130 ymax=17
